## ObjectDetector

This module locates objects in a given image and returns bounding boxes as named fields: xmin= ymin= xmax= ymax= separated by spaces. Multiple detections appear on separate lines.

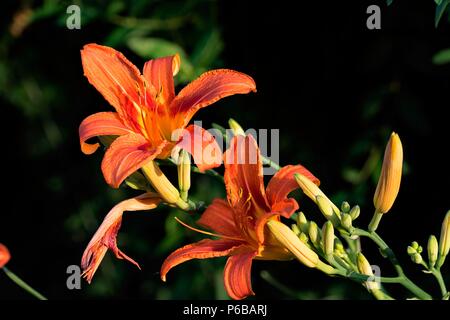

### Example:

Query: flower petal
xmin=101 ymin=133 xmax=165 ymax=188
xmin=143 ymin=54 xmax=180 ymax=106
xmin=81 ymin=192 xmax=161 ymax=283
xmin=223 ymin=251 xmax=257 ymax=300
xmin=197 ymin=199 xmax=242 ymax=238
xmin=79 ymin=112 xmax=132 ymax=155
xmin=81 ymin=44 xmax=144 ymax=114
xmin=170 ymin=69 xmax=256 ymax=127
xmin=266 ymin=164 xmax=320 ymax=216
xmin=160 ymin=239 xmax=244 ymax=282
xmin=176 ymin=124 xmax=222 ymax=172
xmin=224 ymin=135 xmax=269 ymax=212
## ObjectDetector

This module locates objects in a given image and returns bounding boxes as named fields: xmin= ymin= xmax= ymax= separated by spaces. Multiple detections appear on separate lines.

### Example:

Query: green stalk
xmin=2 ymin=267 xmax=47 ymax=300
xmin=352 ymin=228 xmax=432 ymax=300
xmin=431 ymin=268 xmax=448 ymax=299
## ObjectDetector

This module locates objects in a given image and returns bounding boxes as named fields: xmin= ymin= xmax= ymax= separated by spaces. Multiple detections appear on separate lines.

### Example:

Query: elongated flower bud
xmin=0 ymin=243 xmax=11 ymax=268
xmin=341 ymin=201 xmax=350 ymax=213
xmin=267 ymin=220 xmax=319 ymax=268
xmin=357 ymin=253 xmax=380 ymax=290
xmin=308 ymin=221 xmax=320 ymax=247
xmin=322 ymin=221 xmax=334 ymax=257
xmin=142 ymin=161 xmax=188 ymax=209
xmin=373 ymin=132 xmax=403 ymax=214
xmin=438 ymin=211 xmax=450 ymax=266
xmin=295 ymin=174 xmax=340 ymax=225
xmin=228 ymin=118 xmax=245 ymax=136
xmin=341 ymin=214 xmax=353 ymax=231
xmin=427 ymin=235 xmax=438 ymax=268
xmin=291 ymin=224 xmax=301 ymax=236
xmin=177 ymin=150 xmax=191 ymax=201
xmin=349 ymin=205 xmax=360 ymax=220
xmin=297 ymin=212 xmax=309 ymax=233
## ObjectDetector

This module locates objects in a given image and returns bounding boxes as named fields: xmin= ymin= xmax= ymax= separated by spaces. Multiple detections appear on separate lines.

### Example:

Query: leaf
xmin=435 ymin=0 xmax=449 ymax=27
xmin=127 ymin=37 xmax=194 ymax=83
xmin=432 ymin=48 xmax=450 ymax=64
xmin=191 ymin=29 xmax=224 ymax=68
xmin=387 ymin=0 xmax=393 ymax=6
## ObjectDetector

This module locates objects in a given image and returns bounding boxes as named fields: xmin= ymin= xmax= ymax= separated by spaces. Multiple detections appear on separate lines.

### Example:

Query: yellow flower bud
xmin=322 ymin=221 xmax=335 ymax=257
xmin=297 ymin=212 xmax=309 ymax=233
xmin=308 ymin=221 xmax=320 ymax=247
xmin=373 ymin=132 xmax=403 ymax=214
xmin=357 ymin=253 xmax=380 ymax=290
xmin=142 ymin=161 xmax=187 ymax=209
xmin=177 ymin=149 xmax=191 ymax=201
xmin=228 ymin=118 xmax=245 ymax=136
xmin=291 ymin=224 xmax=301 ymax=236
xmin=341 ymin=213 xmax=353 ymax=231
xmin=438 ymin=210 xmax=450 ymax=265
xmin=295 ymin=174 xmax=340 ymax=225
xmin=427 ymin=235 xmax=438 ymax=268
xmin=267 ymin=220 xmax=319 ymax=268
xmin=349 ymin=205 xmax=360 ymax=220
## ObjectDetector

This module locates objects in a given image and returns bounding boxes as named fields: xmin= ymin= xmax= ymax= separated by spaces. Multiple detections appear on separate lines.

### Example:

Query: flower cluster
xmin=77 ymin=44 xmax=450 ymax=300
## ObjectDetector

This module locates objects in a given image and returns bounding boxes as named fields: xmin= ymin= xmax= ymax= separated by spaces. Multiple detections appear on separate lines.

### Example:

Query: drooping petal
xmin=197 ymin=199 xmax=242 ymax=238
xmin=81 ymin=44 xmax=144 ymax=114
xmin=160 ymin=239 xmax=244 ymax=282
xmin=101 ymin=133 xmax=166 ymax=188
xmin=81 ymin=193 xmax=161 ymax=283
xmin=175 ymin=124 xmax=222 ymax=172
xmin=266 ymin=164 xmax=320 ymax=215
xmin=79 ymin=112 xmax=132 ymax=155
xmin=170 ymin=69 xmax=256 ymax=127
xmin=223 ymin=251 xmax=257 ymax=300
xmin=224 ymin=135 xmax=269 ymax=212
xmin=143 ymin=54 xmax=180 ymax=106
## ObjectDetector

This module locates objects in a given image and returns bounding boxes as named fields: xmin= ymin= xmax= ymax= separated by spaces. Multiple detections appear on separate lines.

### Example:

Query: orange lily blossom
xmin=0 ymin=243 xmax=11 ymax=268
xmin=79 ymin=44 xmax=256 ymax=188
xmin=160 ymin=135 xmax=320 ymax=300
xmin=81 ymin=192 xmax=161 ymax=283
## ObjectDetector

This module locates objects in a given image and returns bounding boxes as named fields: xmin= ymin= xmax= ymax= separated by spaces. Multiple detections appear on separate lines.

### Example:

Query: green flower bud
xmin=411 ymin=253 xmax=422 ymax=264
xmin=177 ymin=149 xmax=191 ymax=201
xmin=427 ymin=235 xmax=438 ymax=268
xmin=439 ymin=210 xmax=450 ymax=258
xmin=349 ymin=205 xmax=361 ymax=220
xmin=322 ymin=221 xmax=335 ymax=257
xmin=228 ymin=118 xmax=245 ymax=136
xmin=334 ymin=237 xmax=345 ymax=254
xmin=297 ymin=212 xmax=309 ymax=234
xmin=341 ymin=201 xmax=351 ymax=213
xmin=417 ymin=246 xmax=423 ymax=254
xmin=407 ymin=246 xmax=416 ymax=256
xmin=299 ymin=232 xmax=309 ymax=244
xmin=357 ymin=253 xmax=380 ymax=290
xmin=411 ymin=241 xmax=419 ymax=250
xmin=291 ymin=224 xmax=301 ymax=236
xmin=341 ymin=213 xmax=353 ymax=231
xmin=308 ymin=221 xmax=320 ymax=247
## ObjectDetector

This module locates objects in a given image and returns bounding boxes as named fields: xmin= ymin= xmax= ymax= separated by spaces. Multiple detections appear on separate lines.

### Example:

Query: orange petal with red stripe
xmin=170 ymin=69 xmax=256 ymax=127
xmin=101 ymin=133 xmax=165 ymax=188
xmin=79 ymin=112 xmax=132 ymax=155
xmin=223 ymin=251 xmax=257 ymax=300
xmin=160 ymin=239 xmax=244 ymax=282
xmin=81 ymin=43 xmax=144 ymax=114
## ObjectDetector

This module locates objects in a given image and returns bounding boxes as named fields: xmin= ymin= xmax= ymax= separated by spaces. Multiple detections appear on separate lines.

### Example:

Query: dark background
xmin=1 ymin=0 xmax=449 ymax=299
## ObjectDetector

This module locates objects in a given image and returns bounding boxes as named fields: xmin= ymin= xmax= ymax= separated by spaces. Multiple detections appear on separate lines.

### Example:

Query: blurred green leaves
xmin=432 ymin=48 xmax=450 ymax=64
xmin=435 ymin=0 xmax=450 ymax=27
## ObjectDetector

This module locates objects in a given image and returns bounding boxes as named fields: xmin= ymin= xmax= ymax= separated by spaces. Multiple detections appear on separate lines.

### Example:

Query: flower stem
xmin=431 ymin=268 xmax=448 ymax=299
xmin=368 ymin=210 xmax=383 ymax=232
xmin=2 ymin=267 xmax=47 ymax=300
xmin=352 ymin=228 xmax=432 ymax=300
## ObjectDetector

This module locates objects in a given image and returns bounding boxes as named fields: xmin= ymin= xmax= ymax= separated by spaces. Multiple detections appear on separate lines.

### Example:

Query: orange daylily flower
xmin=161 ymin=135 xmax=320 ymax=300
xmin=81 ymin=192 xmax=161 ymax=283
xmin=0 ymin=243 xmax=11 ymax=268
xmin=79 ymin=44 xmax=256 ymax=188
